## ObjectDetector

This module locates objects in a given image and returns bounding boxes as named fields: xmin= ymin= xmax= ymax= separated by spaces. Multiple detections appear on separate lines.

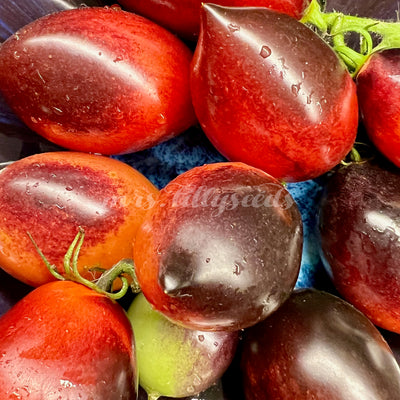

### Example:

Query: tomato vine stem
xmin=27 ymin=228 xmax=141 ymax=300
xmin=301 ymin=0 xmax=400 ymax=76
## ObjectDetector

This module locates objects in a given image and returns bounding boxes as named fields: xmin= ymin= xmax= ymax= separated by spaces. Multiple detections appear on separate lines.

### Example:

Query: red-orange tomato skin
xmin=0 ymin=281 xmax=137 ymax=399
xmin=0 ymin=152 xmax=158 ymax=287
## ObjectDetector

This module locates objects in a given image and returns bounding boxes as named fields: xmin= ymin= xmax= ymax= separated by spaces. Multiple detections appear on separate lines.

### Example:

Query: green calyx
xmin=301 ymin=0 xmax=400 ymax=76
xmin=28 ymin=227 xmax=141 ymax=300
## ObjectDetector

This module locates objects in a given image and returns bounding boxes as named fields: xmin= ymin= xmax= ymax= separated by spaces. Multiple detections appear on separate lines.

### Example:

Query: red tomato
xmin=0 ymin=151 xmax=158 ymax=287
xmin=357 ymin=49 xmax=400 ymax=167
xmin=0 ymin=280 xmax=137 ymax=399
xmin=0 ymin=7 xmax=196 ymax=155
xmin=191 ymin=5 xmax=358 ymax=182
xmin=118 ymin=0 xmax=310 ymax=40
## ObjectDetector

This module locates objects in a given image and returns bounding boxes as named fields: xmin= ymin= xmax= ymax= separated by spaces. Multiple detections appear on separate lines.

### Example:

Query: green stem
xmin=27 ymin=228 xmax=141 ymax=301
xmin=301 ymin=0 xmax=400 ymax=75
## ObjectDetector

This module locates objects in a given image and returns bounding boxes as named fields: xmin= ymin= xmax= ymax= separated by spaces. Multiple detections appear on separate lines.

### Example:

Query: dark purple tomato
xmin=0 ymin=7 xmax=196 ymax=155
xmin=190 ymin=4 xmax=358 ymax=182
xmin=117 ymin=0 xmax=310 ymax=40
xmin=241 ymin=289 xmax=400 ymax=399
xmin=134 ymin=162 xmax=303 ymax=331
xmin=356 ymin=49 xmax=400 ymax=167
xmin=319 ymin=158 xmax=400 ymax=333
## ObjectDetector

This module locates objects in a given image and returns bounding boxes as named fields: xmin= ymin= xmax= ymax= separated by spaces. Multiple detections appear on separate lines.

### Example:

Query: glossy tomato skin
xmin=0 ymin=151 xmax=158 ymax=287
xmin=0 ymin=280 xmax=137 ymax=399
xmin=241 ymin=289 xmax=400 ymax=399
xmin=0 ymin=7 xmax=196 ymax=155
xmin=117 ymin=0 xmax=310 ymax=40
xmin=134 ymin=162 xmax=303 ymax=331
xmin=357 ymin=49 xmax=400 ymax=167
xmin=319 ymin=159 xmax=400 ymax=333
xmin=0 ymin=0 xmax=106 ymax=42
xmin=191 ymin=5 xmax=358 ymax=182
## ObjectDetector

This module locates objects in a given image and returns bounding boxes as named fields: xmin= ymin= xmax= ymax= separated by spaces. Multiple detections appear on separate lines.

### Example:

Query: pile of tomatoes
xmin=1 ymin=0 xmax=400 ymax=398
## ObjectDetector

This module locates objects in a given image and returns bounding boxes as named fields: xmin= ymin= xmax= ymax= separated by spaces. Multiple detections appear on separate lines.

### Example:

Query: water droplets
xmin=259 ymin=45 xmax=271 ymax=59
xmin=157 ymin=113 xmax=166 ymax=125
xmin=227 ymin=23 xmax=240 ymax=33
xmin=291 ymin=83 xmax=301 ymax=97
xmin=13 ymin=51 xmax=20 ymax=60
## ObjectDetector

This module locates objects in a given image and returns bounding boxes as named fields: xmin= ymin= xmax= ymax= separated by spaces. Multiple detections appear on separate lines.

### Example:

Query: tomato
xmin=357 ymin=49 xmax=400 ymax=167
xmin=0 ymin=7 xmax=196 ymax=155
xmin=241 ymin=289 xmax=400 ymax=399
xmin=0 ymin=280 xmax=137 ymax=399
xmin=319 ymin=157 xmax=400 ymax=333
xmin=117 ymin=0 xmax=310 ymax=40
xmin=0 ymin=151 xmax=158 ymax=287
xmin=190 ymin=4 xmax=358 ymax=182
xmin=134 ymin=162 xmax=302 ymax=331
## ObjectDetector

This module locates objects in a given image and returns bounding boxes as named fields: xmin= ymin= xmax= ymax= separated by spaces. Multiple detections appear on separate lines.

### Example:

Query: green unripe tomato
xmin=127 ymin=293 xmax=239 ymax=399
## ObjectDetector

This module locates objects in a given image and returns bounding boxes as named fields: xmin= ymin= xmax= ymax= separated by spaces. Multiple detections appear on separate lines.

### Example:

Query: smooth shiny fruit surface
xmin=319 ymin=158 xmax=400 ymax=333
xmin=357 ymin=49 xmax=400 ymax=166
xmin=134 ymin=162 xmax=303 ymax=331
xmin=117 ymin=0 xmax=310 ymax=40
xmin=241 ymin=289 xmax=400 ymax=399
xmin=0 ymin=0 xmax=106 ymax=42
xmin=0 ymin=280 xmax=137 ymax=399
xmin=0 ymin=151 xmax=158 ymax=287
xmin=127 ymin=293 xmax=239 ymax=398
xmin=191 ymin=4 xmax=358 ymax=182
xmin=0 ymin=7 xmax=196 ymax=155
xmin=0 ymin=0 xmax=108 ymax=137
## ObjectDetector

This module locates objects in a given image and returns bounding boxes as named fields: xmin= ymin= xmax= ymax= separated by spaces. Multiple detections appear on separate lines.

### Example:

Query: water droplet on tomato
xmin=227 ymin=23 xmax=240 ymax=33
xmin=13 ymin=51 xmax=20 ymax=60
xmin=259 ymin=45 xmax=271 ymax=59
xmin=198 ymin=335 xmax=205 ymax=342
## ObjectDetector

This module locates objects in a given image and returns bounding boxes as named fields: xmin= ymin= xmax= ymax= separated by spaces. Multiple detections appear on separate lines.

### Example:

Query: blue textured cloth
xmin=114 ymin=126 xmax=331 ymax=290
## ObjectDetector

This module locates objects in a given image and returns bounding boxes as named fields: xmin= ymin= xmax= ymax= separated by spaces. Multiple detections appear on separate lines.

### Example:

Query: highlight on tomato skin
xmin=319 ymin=158 xmax=400 ymax=334
xmin=133 ymin=162 xmax=303 ymax=332
xmin=0 ymin=280 xmax=138 ymax=399
xmin=0 ymin=151 xmax=159 ymax=287
xmin=117 ymin=0 xmax=310 ymax=40
xmin=190 ymin=4 xmax=358 ymax=182
xmin=0 ymin=6 xmax=197 ymax=155
xmin=241 ymin=289 xmax=400 ymax=399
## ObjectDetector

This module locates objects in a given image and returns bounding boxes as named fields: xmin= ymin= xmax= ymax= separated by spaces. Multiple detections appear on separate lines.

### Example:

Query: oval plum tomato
xmin=241 ymin=289 xmax=400 ymax=399
xmin=133 ymin=162 xmax=303 ymax=331
xmin=117 ymin=0 xmax=310 ymax=40
xmin=190 ymin=4 xmax=358 ymax=182
xmin=319 ymin=158 xmax=400 ymax=333
xmin=0 ymin=151 xmax=158 ymax=287
xmin=0 ymin=280 xmax=137 ymax=399
xmin=0 ymin=6 xmax=196 ymax=155
xmin=357 ymin=49 xmax=400 ymax=167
